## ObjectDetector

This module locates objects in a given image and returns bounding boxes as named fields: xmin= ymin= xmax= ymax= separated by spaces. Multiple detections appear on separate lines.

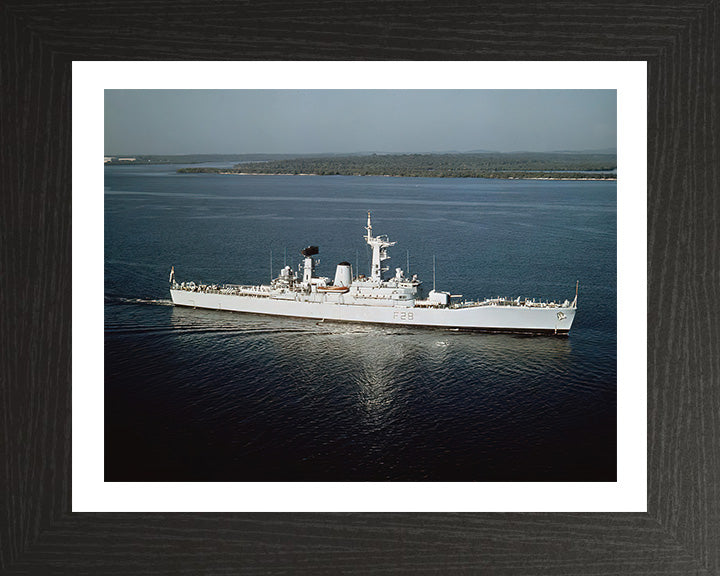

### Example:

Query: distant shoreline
xmin=105 ymin=151 xmax=617 ymax=180
xmin=192 ymin=171 xmax=616 ymax=181
xmin=174 ymin=152 xmax=617 ymax=180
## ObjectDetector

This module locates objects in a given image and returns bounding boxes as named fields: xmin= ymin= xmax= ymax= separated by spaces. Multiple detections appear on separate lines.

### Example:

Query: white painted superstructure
xmin=170 ymin=213 xmax=578 ymax=334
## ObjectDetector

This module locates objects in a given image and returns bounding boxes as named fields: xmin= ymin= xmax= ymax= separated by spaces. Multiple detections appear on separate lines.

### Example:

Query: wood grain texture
xmin=1 ymin=0 xmax=718 ymax=574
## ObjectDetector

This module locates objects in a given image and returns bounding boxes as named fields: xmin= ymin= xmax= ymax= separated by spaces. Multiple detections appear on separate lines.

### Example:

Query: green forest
xmin=177 ymin=152 xmax=617 ymax=179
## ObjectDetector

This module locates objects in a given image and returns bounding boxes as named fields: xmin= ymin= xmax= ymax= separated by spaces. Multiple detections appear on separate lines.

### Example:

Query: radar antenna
xmin=300 ymin=246 xmax=319 ymax=284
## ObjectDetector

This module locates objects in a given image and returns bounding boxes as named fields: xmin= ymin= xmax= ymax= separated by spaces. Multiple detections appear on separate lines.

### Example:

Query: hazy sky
xmin=104 ymin=90 xmax=616 ymax=155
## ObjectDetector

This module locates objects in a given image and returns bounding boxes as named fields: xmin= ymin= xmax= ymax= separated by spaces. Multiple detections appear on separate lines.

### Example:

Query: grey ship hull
xmin=170 ymin=288 xmax=576 ymax=334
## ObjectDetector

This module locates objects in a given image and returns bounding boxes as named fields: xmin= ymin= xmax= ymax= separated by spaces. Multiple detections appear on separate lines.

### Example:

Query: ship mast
xmin=572 ymin=280 xmax=579 ymax=308
xmin=433 ymin=255 xmax=436 ymax=291
xmin=364 ymin=211 xmax=396 ymax=282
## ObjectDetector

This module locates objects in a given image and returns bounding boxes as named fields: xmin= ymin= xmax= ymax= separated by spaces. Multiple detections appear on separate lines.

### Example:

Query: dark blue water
xmin=105 ymin=165 xmax=616 ymax=481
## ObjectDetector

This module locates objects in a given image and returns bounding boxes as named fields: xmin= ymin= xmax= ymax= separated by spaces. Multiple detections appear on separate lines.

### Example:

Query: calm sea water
xmin=105 ymin=165 xmax=616 ymax=481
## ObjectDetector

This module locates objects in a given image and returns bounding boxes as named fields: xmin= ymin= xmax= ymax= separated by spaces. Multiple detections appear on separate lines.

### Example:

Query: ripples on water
xmin=104 ymin=168 xmax=616 ymax=481
xmin=105 ymin=299 xmax=615 ymax=481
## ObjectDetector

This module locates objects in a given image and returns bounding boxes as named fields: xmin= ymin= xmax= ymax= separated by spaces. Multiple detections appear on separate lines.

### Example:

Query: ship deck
xmin=173 ymin=284 xmax=573 ymax=311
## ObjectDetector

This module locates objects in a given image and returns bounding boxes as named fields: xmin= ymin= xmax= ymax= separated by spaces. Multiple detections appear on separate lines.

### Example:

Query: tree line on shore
xmin=177 ymin=152 xmax=617 ymax=179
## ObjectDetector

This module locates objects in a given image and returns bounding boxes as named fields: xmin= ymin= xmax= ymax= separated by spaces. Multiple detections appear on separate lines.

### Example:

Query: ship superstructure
xmin=170 ymin=213 xmax=578 ymax=334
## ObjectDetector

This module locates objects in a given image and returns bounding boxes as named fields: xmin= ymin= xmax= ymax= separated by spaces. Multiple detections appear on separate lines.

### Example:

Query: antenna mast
xmin=364 ymin=211 xmax=396 ymax=282
xmin=572 ymin=280 xmax=579 ymax=307
xmin=433 ymin=255 xmax=436 ymax=291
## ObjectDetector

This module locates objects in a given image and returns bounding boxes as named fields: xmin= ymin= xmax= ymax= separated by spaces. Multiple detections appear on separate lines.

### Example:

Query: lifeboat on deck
xmin=317 ymin=285 xmax=350 ymax=294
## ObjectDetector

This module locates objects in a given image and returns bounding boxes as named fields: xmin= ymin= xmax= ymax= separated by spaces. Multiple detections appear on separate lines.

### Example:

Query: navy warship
xmin=170 ymin=213 xmax=578 ymax=334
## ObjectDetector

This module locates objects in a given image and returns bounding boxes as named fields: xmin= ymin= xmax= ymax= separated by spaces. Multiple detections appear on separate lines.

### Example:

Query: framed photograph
xmin=3 ymin=2 xmax=717 ymax=574
xmin=78 ymin=64 xmax=641 ymax=515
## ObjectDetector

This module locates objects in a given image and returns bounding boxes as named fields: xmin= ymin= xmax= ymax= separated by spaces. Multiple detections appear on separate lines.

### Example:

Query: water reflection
xmin=168 ymin=305 xmax=574 ymax=427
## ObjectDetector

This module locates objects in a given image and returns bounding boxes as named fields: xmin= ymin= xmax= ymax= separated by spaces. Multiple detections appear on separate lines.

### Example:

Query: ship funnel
xmin=334 ymin=262 xmax=352 ymax=287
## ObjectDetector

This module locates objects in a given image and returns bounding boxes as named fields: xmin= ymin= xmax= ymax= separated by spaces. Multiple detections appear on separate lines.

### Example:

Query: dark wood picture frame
xmin=2 ymin=1 xmax=718 ymax=574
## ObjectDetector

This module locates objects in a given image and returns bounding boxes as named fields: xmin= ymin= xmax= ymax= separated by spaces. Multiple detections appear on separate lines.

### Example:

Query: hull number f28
xmin=393 ymin=311 xmax=415 ymax=321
